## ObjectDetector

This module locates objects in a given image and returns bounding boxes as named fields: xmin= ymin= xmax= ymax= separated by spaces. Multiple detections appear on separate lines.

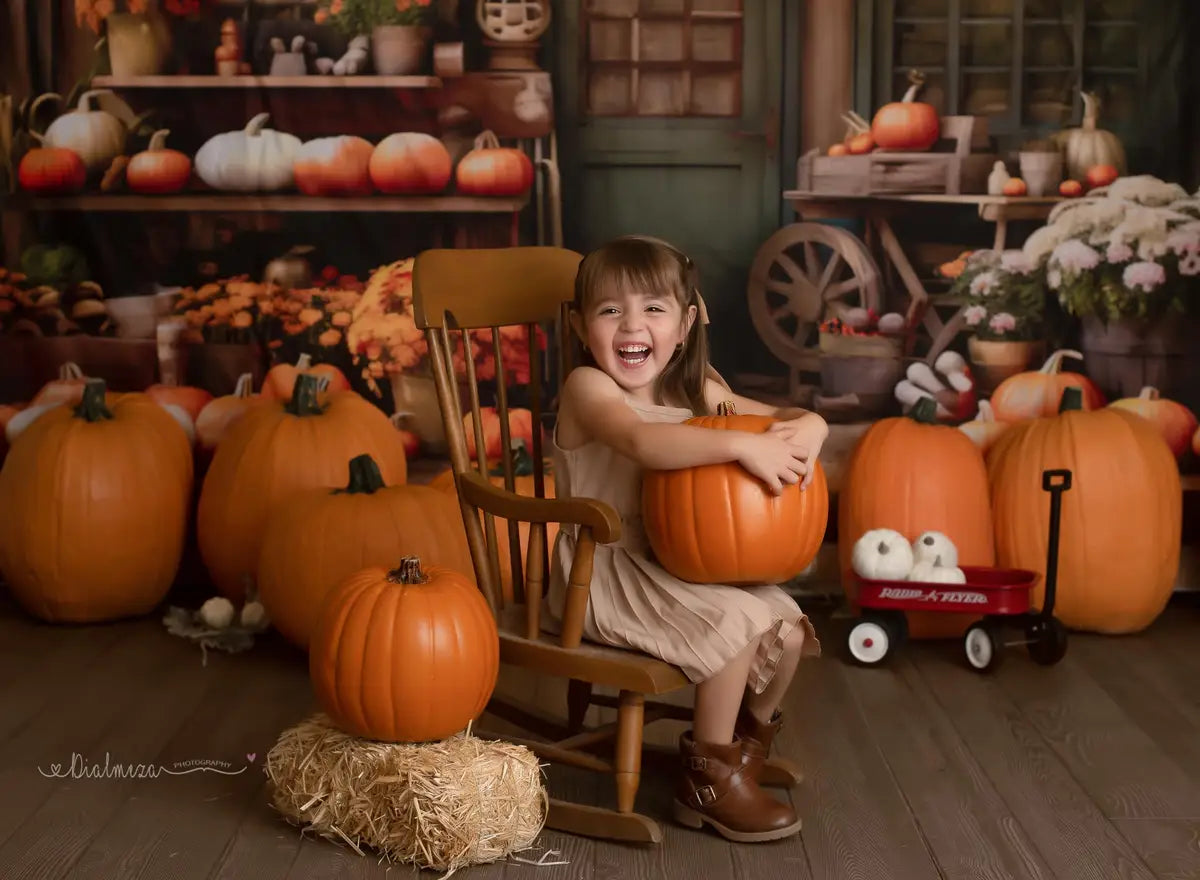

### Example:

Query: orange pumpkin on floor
xmin=293 ymin=135 xmax=375 ymax=196
xmin=0 ymin=380 xmax=193 ymax=623
xmin=431 ymin=440 xmax=556 ymax=602
xmin=144 ymin=382 xmax=214 ymax=422
xmin=368 ymin=132 xmax=452 ymax=194
xmin=642 ymin=402 xmax=829 ymax=585
xmin=258 ymin=454 xmax=472 ymax=650
xmin=838 ymin=397 xmax=994 ymax=639
xmin=988 ymin=387 xmax=1180 ymax=634
xmin=309 ymin=555 xmax=499 ymax=743
xmin=454 ymin=130 xmax=534 ymax=196
xmin=197 ymin=374 xmax=408 ymax=602
xmin=1107 ymin=386 xmax=1198 ymax=460
xmin=988 ymin=349 xmax=1106 ymax=422
xmin=260 ymin=352 xmax=352 ymax=400
xmin=195 ymin=373 xmax=264 ymax=454
xmin=463 ymin=406 xmax=537 ymax=462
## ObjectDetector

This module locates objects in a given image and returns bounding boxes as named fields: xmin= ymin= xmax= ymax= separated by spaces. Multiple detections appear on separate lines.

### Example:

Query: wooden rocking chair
xmin=411 ymin=246 xmax=802 ymax=844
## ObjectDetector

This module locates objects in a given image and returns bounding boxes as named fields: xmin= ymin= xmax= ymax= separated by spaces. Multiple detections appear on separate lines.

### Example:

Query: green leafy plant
xmin=315 ymin=0 xmax=435 ymax=35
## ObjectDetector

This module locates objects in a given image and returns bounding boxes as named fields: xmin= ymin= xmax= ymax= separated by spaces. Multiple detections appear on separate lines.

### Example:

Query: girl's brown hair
xmin=571 ymin=235 xmax=711 ymax=415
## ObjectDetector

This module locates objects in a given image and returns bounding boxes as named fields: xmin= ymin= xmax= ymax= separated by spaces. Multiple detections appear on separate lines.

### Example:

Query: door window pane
xmin=1024 ymin=23 xmax=1075 ymax=66
xmin=1084 ymin=24 xmax=1138 ymax=67
xmin=1023 ymin=70 xmax=1076 ymax=123
xmin=961 ymin=22 xmax=1012 ymax=66
xmin=583 ymin=1 xmax=743 ymax=117
xmin=894 ymin=0 xmax=948 ymax=17
xmin=894 ymin=21 xmax=949 ymax=67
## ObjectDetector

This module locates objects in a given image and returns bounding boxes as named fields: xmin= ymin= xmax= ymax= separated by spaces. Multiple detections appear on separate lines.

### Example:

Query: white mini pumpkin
xmin=194 ymin=112 xmax=301 ymax=192
xmin=908 ymin=556 xmax=967 ymax=585
xmin=851 ymin=528 xmax=914 ymax=580
xmin=912 ymin=530 xmax=959 ymax=568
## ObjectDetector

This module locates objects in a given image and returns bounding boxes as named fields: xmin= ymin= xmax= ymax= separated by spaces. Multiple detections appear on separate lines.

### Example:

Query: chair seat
xmin=498 ymin=605 xmax=690 ymax=695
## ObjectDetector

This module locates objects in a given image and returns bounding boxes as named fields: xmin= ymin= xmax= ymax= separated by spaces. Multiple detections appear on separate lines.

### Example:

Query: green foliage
xmin=318 ymin=0 xmax=435 ymax=36
xmin=948 ymin=249 xmax=1047 ymax=342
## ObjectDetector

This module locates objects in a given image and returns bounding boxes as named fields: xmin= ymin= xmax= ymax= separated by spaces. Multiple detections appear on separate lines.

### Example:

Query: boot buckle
xmin=686 ymin=756 xmax=707 ymax=771
xmin=693 ymin=784 xmax=717 ymax=807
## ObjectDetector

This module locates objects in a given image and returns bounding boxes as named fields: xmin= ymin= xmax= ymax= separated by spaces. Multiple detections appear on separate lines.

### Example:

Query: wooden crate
xmin=795 ymin=116 xmax=997 ymax=196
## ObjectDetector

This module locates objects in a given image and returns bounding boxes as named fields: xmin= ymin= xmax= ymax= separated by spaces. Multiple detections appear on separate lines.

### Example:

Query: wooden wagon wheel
xmin=747 ymin=222 xmax=883 ymax=374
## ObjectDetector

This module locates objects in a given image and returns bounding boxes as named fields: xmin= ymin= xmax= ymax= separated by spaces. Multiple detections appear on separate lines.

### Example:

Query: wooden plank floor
xmin=2 ymin=590 xmax=1200 ymax=880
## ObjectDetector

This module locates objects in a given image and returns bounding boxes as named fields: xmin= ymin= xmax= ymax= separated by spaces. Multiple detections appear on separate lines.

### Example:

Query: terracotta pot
xmin=968 ymin=337 xmax=1045 ymax=392
xmin=106 ymin=12 xmax=172 ymax=77
xmin=1018 ymin=151 xmax=1063 ymax=197
xmin=371 ymin=25 xmax=432 ymax=75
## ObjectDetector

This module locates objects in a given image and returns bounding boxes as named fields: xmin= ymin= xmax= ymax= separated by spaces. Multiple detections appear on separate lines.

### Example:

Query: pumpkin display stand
xmin=265 ymin=714 xmax=547 ymax=874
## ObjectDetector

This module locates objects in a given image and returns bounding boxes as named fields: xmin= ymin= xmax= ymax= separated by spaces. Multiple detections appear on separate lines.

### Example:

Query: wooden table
xmin=782 ymin=192 xmax=1063 ymax=360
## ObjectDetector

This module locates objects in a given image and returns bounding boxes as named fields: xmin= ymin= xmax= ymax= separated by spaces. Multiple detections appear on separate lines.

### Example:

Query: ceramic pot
xmin=371 ymin=25 xmax=432 ymax=75
xmin=390 ymin=371 xmax=449 ymax=453
xmin=106 ymin=12 xmax=172 ymax=77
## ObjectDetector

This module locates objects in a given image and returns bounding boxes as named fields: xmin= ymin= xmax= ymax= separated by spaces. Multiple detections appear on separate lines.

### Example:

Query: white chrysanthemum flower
xmin=1123 ymin=261 xmax=1166 ymax=292
xmin=969 ymin=271 xmax=998 ymax=297
xmin=963 ymin=304 xmax=987 ymax=326
xmin=1000 ymin=250 xmax=1034 ymax=275
xmin=1105 ymin=241 xmax=1134 ymax=263
xmin=1050 ymin=239 xmax=1101 ymax=272
xmin=1106 ymin=175 xmax=1189 ymax=207
xmin=1047 ymin=267 xmax=1063 ymax=289
xmin=1023 ymin=224 xmax=1067 ymax=263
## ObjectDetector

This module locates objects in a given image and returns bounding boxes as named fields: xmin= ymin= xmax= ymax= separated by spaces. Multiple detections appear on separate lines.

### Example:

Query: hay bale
xmin=265 ymin=713 xmax=547 ymax=875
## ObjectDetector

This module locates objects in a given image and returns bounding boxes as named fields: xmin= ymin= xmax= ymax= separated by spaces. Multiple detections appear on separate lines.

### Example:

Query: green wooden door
xmin=554 ymin=1 xmax=783 ymax=376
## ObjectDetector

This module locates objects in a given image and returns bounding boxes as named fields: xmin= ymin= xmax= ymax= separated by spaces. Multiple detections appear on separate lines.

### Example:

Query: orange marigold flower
xmin=298 ymin=307 xmax=323 ymax=327
xmin=319 ymin=328 xmax=342 ymax=347
xmin=232 ymin=310 xmax=253 ymax=329
xmin=331 ymin=310 xmax=352 ymax=327
xmin=284 ymin=320 xmax=306 ymax=335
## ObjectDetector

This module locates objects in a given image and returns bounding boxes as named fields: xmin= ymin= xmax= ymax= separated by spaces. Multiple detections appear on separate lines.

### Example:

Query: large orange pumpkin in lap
xmin=987 ymin=387 xmax=1180 ymax=634
xmin=0 ymin=380 xmax=193 ymax=622
xmin=197 ymin=374 xmax=408 ymax=602
xmin=309 ymin=555 xmax=499 ymax=743
xmin=258 ymin=454 xmax=472 ymax=650
xmin=838 ymin=397 xmax=994 ymax=639
xmin=642 ymin=402 xmax=829 ymax=585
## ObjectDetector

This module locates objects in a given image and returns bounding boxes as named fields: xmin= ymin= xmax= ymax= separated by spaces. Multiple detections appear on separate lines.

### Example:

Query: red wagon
xmin=846 ymin=469 xmax=1072 ymax=672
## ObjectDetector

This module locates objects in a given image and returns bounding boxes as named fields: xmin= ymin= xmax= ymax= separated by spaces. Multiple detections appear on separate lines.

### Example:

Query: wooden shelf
xmin=91 ymin=75 xmax=442 ymax=90
xmin=4 ymin=193 xmax=527 ymax=213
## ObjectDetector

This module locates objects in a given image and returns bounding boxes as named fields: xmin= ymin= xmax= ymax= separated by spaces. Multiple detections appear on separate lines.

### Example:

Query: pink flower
xmin=969 ymin=271 xmax=998 ymax=297
xmin=1105 ymin=241 xmax=1134 ymax=263
xmin=1123 ymin=261 xmax=1166 ymax=292
xmin=988 ymin=312 xmax=1017 ymax=333
xmin=963 ymin=305 xmax=987 ymax=326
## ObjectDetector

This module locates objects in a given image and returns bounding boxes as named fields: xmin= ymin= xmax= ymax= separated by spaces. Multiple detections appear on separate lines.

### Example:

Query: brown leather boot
xmin=672 ymin=731 xmax=802 ymax=842
xmin=734 ymin=706 xmax=781 ymax=780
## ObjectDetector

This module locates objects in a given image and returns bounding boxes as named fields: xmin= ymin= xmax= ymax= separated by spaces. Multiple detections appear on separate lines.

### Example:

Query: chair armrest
xmin=457 ymin=472 xmax=622 ymax=543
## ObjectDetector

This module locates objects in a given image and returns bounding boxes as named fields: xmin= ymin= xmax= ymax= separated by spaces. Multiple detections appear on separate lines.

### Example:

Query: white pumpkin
xmin=908 ymin=556 xmax=967 ymax=585
xmin=1054 ymin=91 xmax=1127 ymax=181
xmin=34 ymin=89 xmax=127 ymax=174
xmin=911 ymin=530 xmax=958 ymax=568
xmin=851 ymin=528 xmax=914 ymax=580
xmin=194 ymin=112 xmax=301 ymax=192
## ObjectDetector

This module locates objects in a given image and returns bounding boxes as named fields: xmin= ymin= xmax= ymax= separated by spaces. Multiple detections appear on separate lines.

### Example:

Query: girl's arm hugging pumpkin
xmin=558 ymin=366 xmax=811 ymax=493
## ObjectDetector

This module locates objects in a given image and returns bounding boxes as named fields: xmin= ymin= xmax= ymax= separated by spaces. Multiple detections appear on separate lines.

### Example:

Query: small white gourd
xmin=908 ymin=555 xmax=967 ymax=585
xmin=851 ymin=528 xmax=914 ymax=580
xmin=911 ymin=530 xmax=958 ymax=568
xmin=240 ymin=600 xmax=268 ymax=629
xmin=199 ymin=596 xmax=236 ymax=629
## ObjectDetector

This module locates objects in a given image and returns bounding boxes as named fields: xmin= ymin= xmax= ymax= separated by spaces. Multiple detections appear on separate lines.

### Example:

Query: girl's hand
xmin=766 ymin=413 xmax=828 ymax=487
xmin=735 ymin=432 xmax=810 ymax=495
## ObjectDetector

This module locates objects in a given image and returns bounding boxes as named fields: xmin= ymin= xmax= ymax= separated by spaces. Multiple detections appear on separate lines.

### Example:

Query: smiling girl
xmin=545 ymin=235 xmax=827 ymax=842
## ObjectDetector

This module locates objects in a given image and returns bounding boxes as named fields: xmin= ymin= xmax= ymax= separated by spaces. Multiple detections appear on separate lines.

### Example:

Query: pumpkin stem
xmin=901 ymin=69 xmax=926 ymax=103
xmin=295 ymin=352 xmax=313 ymax=371
xmin=908 ymin=396 xmax=938 ymax=424
xmin=489 ymin=438 xmax=535 ymax=478
xmin=74 ymin=379 xmax=112 ymax=422
xmin=1080 ymin=91 xmax=1098 ymax=131
xmin=232 ymin=372 xmax=254 ymax=398
xmin=61 ymin=361 xmax=84 ymax=380
xmin=717 ymin=400 xmax=738 ymax=416
xmin=338 ymin=453 xmax=386 ymax=494
xmin=1138 ymin=386 xmax=1159 ymax=401
xmin=877 ymin=541 xmax=891 ymax=555
xmin=474 ymin=129 xmax=501 ymax=150
xmin=244 ymin=112 xmax=272 ymax=137
xmin=284 ymin=373 xmax=325 ymax=417
xmin=1039 ymin=348 xmax=1083 ymax=375
xmin=1059 ymin=386 xmax=1084 ymax=412
xmin=387 ymin=556 xmax=428 ymax=585
xmin=148 ymin=129 xmax=171 ymax=151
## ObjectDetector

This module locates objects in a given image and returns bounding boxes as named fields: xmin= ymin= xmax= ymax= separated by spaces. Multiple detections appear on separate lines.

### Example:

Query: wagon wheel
xmin=747 ymin=223 xmax=883 ymax=375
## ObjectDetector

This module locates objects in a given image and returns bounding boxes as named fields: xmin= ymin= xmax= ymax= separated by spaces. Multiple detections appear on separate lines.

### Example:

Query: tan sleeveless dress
xmin=543 ymin=394 xmax=821 ymax=693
